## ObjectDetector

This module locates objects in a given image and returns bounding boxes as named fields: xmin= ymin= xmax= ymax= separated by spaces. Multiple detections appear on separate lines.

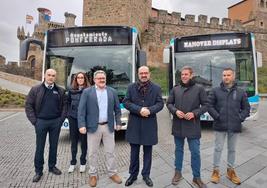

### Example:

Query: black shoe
xmin=143 ymin=177 xmax=153 ymax=187
xmin=32 ymin=173 xmax=43 ymax=182
xmin=49 ymin=166 xmax=62 ymax=175
xmin=125 ymin=176 xmax=137 ymax=186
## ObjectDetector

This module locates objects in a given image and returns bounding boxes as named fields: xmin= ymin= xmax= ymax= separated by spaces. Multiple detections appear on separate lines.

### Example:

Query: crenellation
xmin=171 ymin=12 xmax=181 ymax=25
xmin=210 ymin=17 xmax=220 ymax=28
xmin=198 ymin=15 xmax=208 ymax=27
xmin=158 ymin=10 xmax=169 ymax=23
xmin=184 ymin=14 xmax=195 ymax=25
xmin=222 ymin=18 xmax=231 ymax=29
xmin=12 ymin=1 xmax=267 ymax=72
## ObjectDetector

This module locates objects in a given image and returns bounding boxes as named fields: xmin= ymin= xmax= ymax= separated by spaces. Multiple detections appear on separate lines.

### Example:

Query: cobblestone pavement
xmin=1 ymin=102 xmax=267 ymax=188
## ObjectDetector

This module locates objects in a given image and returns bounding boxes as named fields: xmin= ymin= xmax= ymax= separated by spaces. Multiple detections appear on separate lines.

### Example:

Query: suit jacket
xmin=77 ymin=86 xmax=121 ymax=133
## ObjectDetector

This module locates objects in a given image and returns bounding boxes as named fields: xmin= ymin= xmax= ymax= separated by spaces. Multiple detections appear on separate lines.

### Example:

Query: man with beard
xmin=123 ymin=66 xmax=164 ymax=187
xmin=209 ymin=68 xmax=250 ymax=185
xmin=166 ymin=66 xmax=208 ymax=188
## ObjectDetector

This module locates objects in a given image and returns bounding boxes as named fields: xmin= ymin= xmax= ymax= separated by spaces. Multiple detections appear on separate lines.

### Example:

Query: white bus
xmin=20 ymin=26 xmax=147 ymax=130
xmin=163 ymin=32 xmax=262 ymax=121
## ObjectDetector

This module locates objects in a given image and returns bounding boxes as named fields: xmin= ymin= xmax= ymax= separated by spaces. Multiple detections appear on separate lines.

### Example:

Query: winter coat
xmin=166 ymin=82 xmax=208 ymax=138
xmin=123 ymin=82 xmax=164 ymax=145
xmin=208 ymin=82 xmax=250 ymax=133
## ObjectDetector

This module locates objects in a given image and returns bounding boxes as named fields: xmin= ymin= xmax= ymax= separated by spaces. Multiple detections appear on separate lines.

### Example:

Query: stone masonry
xmin=83 ymin=0 xmax=152 ymax=33
xmin=142 ymin=9 xmax=267 ymax=66
xmin=83 ymin=0 xmax=267 ymax=67
xmin=11 ymin=0 xmax=267 ymax=81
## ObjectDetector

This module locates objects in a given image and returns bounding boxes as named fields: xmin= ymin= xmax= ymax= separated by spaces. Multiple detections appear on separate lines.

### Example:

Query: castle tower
xmin=64 ymin=12 xmax=76 ymax=27
xmin=82 ymin=0 xmax=152 ymax=33
xmin=228 ymin=0 xmax=267 ymax=29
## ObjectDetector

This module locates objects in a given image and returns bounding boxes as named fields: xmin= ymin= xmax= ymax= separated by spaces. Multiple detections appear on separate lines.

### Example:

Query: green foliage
xmin=149 ymin=66 xmax=168 ymax=96
xmin=258 ymin=67 xmax=267 ymax=93
xmin=0 ymin=87 xmax=26 ymax=108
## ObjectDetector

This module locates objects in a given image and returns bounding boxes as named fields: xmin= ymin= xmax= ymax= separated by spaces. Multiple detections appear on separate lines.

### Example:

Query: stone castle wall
xmin=142 ymin=10 xmax=267 ymax=67
xmin=83 ymin=0 xmax=151 ymax=33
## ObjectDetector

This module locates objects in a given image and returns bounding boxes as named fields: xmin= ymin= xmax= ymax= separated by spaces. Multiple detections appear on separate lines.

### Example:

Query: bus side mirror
xmin=137 ymin=50 xmax=147 ymax=66
xmin=163 ymin=48 xmax=170 ymax=64
xmin=20 ymin=38 xmax=44 ymax=60
xmin=256 ymin=52 xmax=262 ymax=68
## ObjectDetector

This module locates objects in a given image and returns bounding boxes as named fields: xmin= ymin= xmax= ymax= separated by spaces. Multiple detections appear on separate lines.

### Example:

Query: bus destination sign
xmin=47 ymin=26 xmax=132 ymax=47
xmin=176 ymin=33 xmax=250 ymax=52
xmin=65 ymin=32 xmax=113 ymax=44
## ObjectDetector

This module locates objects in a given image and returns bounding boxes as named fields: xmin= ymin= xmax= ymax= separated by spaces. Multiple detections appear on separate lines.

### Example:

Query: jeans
xmin=174 ymin=137 xmax=201 ymax=178
xmin=213 ymin=131 xmax=238 ymax=169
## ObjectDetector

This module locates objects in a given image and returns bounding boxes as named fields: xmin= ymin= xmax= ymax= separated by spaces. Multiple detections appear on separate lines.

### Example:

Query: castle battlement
xmin=150 ymin=9 xmax=246 ymax=31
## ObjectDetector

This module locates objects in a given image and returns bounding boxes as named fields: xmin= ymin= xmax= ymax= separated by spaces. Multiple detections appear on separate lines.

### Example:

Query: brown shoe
xmin=110 ymin=174 xmax=122 ymax=184
xmin=227 ymin=168 xmax=241 ymax=185
xmin=211 ymin=169 xmax=220 ymax=184
xmin=172 ymin=170 xmax=182 ymax=185
xmin=192 ymin=178 xmax=207 ymax=188
xmin=89 ymin=176 xmax=97 ymax=187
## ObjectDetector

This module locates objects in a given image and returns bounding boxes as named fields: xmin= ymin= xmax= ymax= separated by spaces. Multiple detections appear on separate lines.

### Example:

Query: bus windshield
xmin=46 ymin=45 xmax=133 ymax=97
xmin=174 ymin=49 xmax=255 ymax=96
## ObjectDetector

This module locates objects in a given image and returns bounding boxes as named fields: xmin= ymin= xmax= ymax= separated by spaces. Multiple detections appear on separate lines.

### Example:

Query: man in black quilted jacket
xmin=208 ymin=67 xmax=250 ymax=185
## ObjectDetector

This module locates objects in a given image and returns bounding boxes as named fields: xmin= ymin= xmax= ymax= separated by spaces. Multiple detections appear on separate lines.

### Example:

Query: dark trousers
xmin=129 ymin=143 xmax=152 ymax=178
xmin=34 ymin=118 xmax=61 ymax=174
xmin=69 ymin=117 xmax=87 ymax=165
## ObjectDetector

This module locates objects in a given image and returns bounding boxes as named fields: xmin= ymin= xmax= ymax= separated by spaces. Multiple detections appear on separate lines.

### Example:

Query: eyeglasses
xmin=95 ymin=77 xmax=106 ymax=80
xmin=77 ymin=77 xmax=84 ymax=79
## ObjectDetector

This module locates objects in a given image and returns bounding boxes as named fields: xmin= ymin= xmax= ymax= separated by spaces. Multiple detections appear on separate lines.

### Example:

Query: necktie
xmin=48 ymin=85 xmax=52 ymax=89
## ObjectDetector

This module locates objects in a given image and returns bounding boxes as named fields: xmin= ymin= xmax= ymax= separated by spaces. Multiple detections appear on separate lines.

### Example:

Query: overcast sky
xmin=0 ymin=0 xmax=240 ymax=62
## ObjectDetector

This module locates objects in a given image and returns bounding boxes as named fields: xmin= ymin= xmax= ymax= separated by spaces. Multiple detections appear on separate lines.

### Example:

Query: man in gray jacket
xmin=167 ymin=66 xmax=208 ymax=188
xmin=78 ymin=70 xmax=122 ymax=187
xmin=209 ymin=67 xmax=250 ymax=185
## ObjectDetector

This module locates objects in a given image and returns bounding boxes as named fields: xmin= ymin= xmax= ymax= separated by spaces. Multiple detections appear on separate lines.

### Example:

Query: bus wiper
xmin=192 ymin=75 xmax=212 ymax=86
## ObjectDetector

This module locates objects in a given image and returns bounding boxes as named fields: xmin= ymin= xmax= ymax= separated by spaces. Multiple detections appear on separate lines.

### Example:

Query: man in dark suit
xmin=25 ymin=69 xmax=67 ymax=183
xmin=78 ymin=70 xmax=122 ymax=187
xmin=123 ymin=66 xmax=164 ymax=187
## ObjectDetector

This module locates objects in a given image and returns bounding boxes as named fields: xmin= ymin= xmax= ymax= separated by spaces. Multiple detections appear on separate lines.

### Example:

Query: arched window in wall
xmin=260 ymin=0 xmax=264 ymax=7
xmin=31 ymin=58 xmax=36 ymax=69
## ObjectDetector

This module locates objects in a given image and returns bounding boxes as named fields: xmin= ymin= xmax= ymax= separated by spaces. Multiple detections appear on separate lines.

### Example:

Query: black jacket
xmin=208 ymin=82 xmax=250 ymax=133
xmin=166 ymin=82 xmax=208 ymax=139
xmin=25 ymin=83 xmax=67 ymax=125
xmin=67 ymin=89 xmax=83 ymax=119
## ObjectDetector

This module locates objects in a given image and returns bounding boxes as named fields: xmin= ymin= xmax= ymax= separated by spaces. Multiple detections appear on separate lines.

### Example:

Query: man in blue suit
xmin=78 ymin=70 xmax=122 ymax=187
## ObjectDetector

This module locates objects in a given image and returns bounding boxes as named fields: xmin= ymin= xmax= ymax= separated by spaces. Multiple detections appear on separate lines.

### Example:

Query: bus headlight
xmin=121 ymin=109 xmax=129 ymax=126
xmin=250 ymin=103 xmax=259 ymax=116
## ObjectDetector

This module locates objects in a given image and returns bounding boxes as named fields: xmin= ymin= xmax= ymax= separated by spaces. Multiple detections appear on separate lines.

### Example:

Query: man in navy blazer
xmin=78 ymin=70 xmax=122 ymax=187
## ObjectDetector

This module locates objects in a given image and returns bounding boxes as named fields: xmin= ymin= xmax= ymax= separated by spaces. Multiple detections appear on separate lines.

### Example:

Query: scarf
xmin=137 ymin=80 xmax=151 ymax=97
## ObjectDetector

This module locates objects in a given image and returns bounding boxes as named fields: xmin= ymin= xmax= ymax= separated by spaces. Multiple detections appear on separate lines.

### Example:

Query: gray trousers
xmin=87 ymin=124 xmax=117 ymax=176
xmin=213 ymin=131 xmax=238 ymax=169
